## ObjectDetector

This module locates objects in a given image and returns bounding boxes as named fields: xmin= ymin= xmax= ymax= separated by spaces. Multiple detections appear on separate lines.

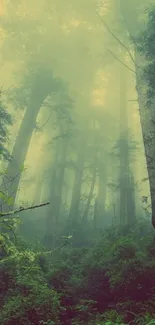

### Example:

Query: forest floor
xmin=0 ymin=218 xmax=155 ymax=325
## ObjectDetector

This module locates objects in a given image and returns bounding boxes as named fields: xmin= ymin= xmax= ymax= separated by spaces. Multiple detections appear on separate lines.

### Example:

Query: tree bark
xmin=82 ymin=159 xmax=97 ymax=223
xmin=134 ymin=51 xmax=155 ymax=227
xmin=2 ymin=96 xmax=45 ymax=211
xmin=51 ymin=140 xmax=68 ymax=229
xmin=119 ymin=0 xmax=155 ymax=227
xmin=45 ymin=142 xmax=61 ymax=246
xmin=68 ymin=132 xmax=87 ymax=229
xmin=94 ymin=157 xmax=107 ymax=230
xmin=127 ymin=171 xmax=136 ymax=224
xmin=119 ymin=63 xmax=130 ymax=225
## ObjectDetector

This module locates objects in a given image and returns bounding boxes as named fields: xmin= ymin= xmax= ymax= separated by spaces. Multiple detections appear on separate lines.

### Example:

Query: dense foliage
xmin=0 ymin=217 xmax=155 ymax=325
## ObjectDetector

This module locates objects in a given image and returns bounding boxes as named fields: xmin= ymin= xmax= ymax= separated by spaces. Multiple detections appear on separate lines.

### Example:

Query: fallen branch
xmin=0 ymin=202 xmax=50 ymax=218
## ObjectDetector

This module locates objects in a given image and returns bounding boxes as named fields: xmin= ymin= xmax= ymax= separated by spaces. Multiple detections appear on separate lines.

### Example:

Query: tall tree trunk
xmin=94 ymin=157 xmax=107 ymax=230
xmin=135 ymin=54 xmax=155 ymax=227
xmin=119 ymin=0 xmax=155 ymax=228
xmin=119 ymin=63 xmax=130 ymax=225
xmin=1 ymin=67 xmax=61 ymax=212
xmin=45 ymin=142 xmax=61 ymax=246
xmin=50 ymin=140 xmax=68 ymax=244
xmin=127 ymin=171 xmax=136 ymax=224
xmin=34 ymin=176 xmax=44 ymax=204
xmin=68 ymin=133 xmax=87 ymax=229
xmin=93 ymin=198 xmax=98 ymax=229
xmin=82 ymin=125 xmax=99 ymax=224
xmin=82 ymin=159 xmax=97 ymax=223
xmin=2 ymin=96 xmax=45 ymax=211
xmin=119 ymin=63 xmax=136 ymax=225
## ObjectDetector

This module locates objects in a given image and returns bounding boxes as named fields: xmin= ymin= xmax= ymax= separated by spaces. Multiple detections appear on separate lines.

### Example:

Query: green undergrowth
xmin=0 ymin=219 xmax=155 ymax=325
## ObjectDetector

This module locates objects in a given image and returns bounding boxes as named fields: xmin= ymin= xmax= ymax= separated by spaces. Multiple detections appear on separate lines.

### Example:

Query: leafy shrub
xmin=0 ymin=245 xmax=61 ymax=325
xmin=1 ymin=218 xmax=155 ymax=324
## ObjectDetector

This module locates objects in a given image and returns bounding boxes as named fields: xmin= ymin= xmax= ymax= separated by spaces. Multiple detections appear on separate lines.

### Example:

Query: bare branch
xmin=36 ymin=112 xmax=53 ymax=132
xmin=96 ymin=11 xmax=137 ymax=67
xmin=106 ymin=48 xmax=135 ymax=73
xmin=0 ymin=202 xmax=50 ymax=218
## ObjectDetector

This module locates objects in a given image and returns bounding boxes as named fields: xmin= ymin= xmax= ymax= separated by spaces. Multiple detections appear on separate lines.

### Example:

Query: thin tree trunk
xmin=119 ymin=63 xmax=129 ymax=225
xmin=93 ymin=198 xmax=98 ymax=229
xmin=95 ymin=158 xmax=107 ymax=229
xmin=68 ymin=133 xmax=87 ymax=229
xmin=127 ymin=171 xmax=136 ymax=224
xmin=45 ymin=142 xmax=61 ymax=246
xmin=82 ymin=160 xmax=97 ymax=223
xmin=45 ymin=135 xmax=68 ymax=246
xmin=119 ymin=63 xmax=136 ymax=225
xmin=51 ymin=139 xmax=68 ymax=242
xmin=34 ymin=177 xmax=44 ymax=204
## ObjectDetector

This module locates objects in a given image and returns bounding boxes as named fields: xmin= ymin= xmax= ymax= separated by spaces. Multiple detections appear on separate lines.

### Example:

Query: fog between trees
xmin=0 ymin=0 xmax=154 ymax=245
